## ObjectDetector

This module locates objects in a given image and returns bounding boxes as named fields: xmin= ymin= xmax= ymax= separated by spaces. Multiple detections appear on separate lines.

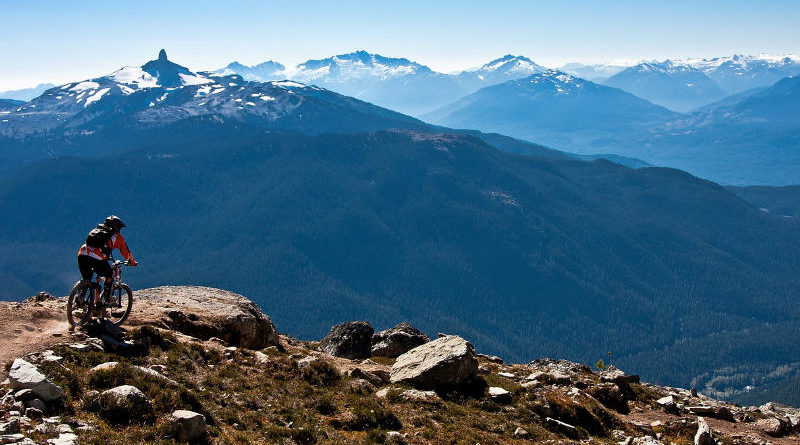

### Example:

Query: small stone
xmin=1 ymin=434 xmax=25 ymax=444
xmin=488 ymin=386 xmax=512 ymax=404
xmin=386 ymin=431 xmax=407 ymax=445
xmin=0 ymin=419 xmax=20 ymax=434
xmin=168 ymin=410 xmax=207 ymax=443
xmin=67 ymin=344 xmax=88 ymax=351
xmin=497 ymin=372 xmax=515 ymax=378
xmin=149 ymin=365 xmax=167 ymax=373
xmin=690 ymin=387 xmax=698 ymax=397
xmin=513 ymin=426 xmax=529 ymax=437
xmin=46 ymin=433 xmax=78 ymax=445
xmin=23 ymin=408 xmax=42 ymax=420
xmin=12 ymin=390 xmax=36 ymax=403
xmin=477 ymin=353 xmax=504 ymax=364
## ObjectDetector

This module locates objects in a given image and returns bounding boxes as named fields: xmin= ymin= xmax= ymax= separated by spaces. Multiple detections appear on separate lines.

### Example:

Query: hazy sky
xmin=1 ymin=0 xmax=799 ymax=90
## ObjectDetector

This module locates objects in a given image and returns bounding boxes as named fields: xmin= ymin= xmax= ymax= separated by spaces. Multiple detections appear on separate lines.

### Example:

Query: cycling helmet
xmin=104 ymin=215 xmax=126 ymax=231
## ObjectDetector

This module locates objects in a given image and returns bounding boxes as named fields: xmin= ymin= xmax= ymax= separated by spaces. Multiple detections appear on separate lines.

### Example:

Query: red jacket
xmin=77 ymin=232 xmax=135 ymax=262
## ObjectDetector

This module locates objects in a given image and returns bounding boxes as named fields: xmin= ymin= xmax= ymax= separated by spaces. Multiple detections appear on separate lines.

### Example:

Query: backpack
xmin=86 ymin=224 xmax=114 ymax=250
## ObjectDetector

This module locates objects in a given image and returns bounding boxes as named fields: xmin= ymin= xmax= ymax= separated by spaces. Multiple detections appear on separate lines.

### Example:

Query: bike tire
xmin=108 ymin=283 xmax=133 ymax=326
xmin=66 ymin=280 xmax=93 ymax=328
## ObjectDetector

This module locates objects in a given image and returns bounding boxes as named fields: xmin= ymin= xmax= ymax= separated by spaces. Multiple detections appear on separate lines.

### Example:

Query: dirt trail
xmin=0 ymin=299 xmax=71 ymax=372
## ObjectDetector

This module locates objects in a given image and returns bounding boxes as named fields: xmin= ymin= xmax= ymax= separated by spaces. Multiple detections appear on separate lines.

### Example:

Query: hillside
xmin=1 ymin=125 xmax=799 ymax=406
xmin=1 ymin=286 xmax=798 ymax=445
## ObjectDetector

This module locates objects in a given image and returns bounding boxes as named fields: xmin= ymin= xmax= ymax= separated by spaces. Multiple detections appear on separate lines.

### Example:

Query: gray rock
xmin=755 ymin=417 xmax=785 ymax=437
xmin=694 ymin=417 xmax=714 ymax=445
xmin=371 ymin=323 xmax=430 ymax=358
xmin=632 ymin=437 xmax=663 ymax=445
xmin=168 ymin=410 xmax=207 ymax=443
xmin=488 ymin=386 xmax=512 ymax=404
xmin=348 ymin=368 xmax=384 ymax=387
xmin=390 ymin=335 xmax=477 ymax=389
xmin=1 ymin=434 xmax=25 ymax=444
xmin=398 ymin=389 xmax=441 ymax=404
xmin=7 ymin=359 xmax=63 ymax=402
xmin=46 ymin=433 xmax=78 ymax=445
xmin=136 ymin=286 xmax=280 ymax=349
xmin=600 ymin=366 xmax=640 ymax=385
xmin=12 ymin=390 xmax=35 ymax=403
xmin=23 ymin=399 xmax=45 ymax=412
xmin=319 ymin=321 xmax=374 ymax=359
xmin=0 ymin=419 xmax=19 ymax=435
xmin=385 ymin=431 xmax=406 ymax=445
xmin=477 ymin=353 xmax=504 ymax=364
xmin=513 ymin=427 xmax=529 ymax=437
xmin=96 ymin=385 xmax=154 ymax=425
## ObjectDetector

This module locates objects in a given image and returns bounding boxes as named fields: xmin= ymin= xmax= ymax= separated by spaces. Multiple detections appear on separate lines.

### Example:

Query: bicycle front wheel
xmin=67 ymin=280 xmax=93 ymax=328
xmin=107 ymin=283 xmax=133 ymax=326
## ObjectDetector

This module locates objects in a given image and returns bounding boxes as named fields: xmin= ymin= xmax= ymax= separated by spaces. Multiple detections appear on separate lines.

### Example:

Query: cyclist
xmin=77 ymin=215 xmax=137 ymax=303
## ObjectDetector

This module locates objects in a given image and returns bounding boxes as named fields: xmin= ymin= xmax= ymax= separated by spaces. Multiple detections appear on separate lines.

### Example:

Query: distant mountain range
xmin=424 ymin=67 xmax=800 ymax=185
xmin=4 ymin=50 xmax=800 ymax=184
xmin=0 ymin=83 xmax=56 ymax=101
xmin=422 ymin=69 xmax=678 ymax=149
xmin=603 ymin=61 xmax=728 ymax=112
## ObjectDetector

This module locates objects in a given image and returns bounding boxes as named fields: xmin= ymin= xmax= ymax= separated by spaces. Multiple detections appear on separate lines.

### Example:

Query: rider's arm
xmin=113 ymin=233 xmax=136 ymax=263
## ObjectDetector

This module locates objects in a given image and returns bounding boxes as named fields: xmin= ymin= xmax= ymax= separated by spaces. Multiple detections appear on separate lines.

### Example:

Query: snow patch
xmin=109 ymin=66 xmax=160 ymax=91
xmin=179 ymin=73 xmax=213 ymax=86
xmin=70 ymin=81 xmax=100 ymax=92
xmin=83 ymin=88 xmax=110 ymax=107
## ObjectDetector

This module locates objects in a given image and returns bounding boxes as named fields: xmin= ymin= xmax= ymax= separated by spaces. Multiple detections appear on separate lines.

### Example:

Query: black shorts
xmin=77 ymin=255 xmax=112 ymax=280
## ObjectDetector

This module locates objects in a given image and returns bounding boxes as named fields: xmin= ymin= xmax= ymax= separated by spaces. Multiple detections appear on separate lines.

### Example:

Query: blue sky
xmin=1 ymin=0 xmax=799 ymax=90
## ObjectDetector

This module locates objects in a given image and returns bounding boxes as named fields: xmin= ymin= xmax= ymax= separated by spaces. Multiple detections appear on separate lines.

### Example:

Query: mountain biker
xmin=77 ymin=215 xmax=137 ymax=302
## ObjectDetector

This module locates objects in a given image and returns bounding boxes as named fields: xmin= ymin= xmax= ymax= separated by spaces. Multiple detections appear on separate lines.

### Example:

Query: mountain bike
xmin=67 ymin=257 xmax=134 ymax=328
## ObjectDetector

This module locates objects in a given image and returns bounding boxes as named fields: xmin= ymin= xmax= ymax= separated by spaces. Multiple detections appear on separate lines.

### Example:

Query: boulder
xmin=133 ymin=286 xmax=279 ymax=349
xmin=168 ymin=410 xmax=207 ymax=443
xmin=96 ymin=385 xmax=154 ymax=425
xmin=371 ymin=323 xmax=430 ymax=358
xmin=390 ymin=335 xmax=478 ymax=389
xmin=694 ymin=417 xmax=714 ymax=445
xmin=755 ymin=417 xmax=785 ymax=437
xmin=7 ymin=359 xmax=63 ymax=402
xmin=319 ymin=321 xmax=374 ymax=359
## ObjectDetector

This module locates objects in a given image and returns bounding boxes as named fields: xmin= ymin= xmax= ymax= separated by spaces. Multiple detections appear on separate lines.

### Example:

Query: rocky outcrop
xmin=390 ymin=335 xmax=477 ymax=389
xmin=133 ymin=286 xmax=279 ymax=349
xmin=371 ymin=322 xmax=430 ymax=358
xmin=7 ymin=359 xmax=63 ymax=402
xmin=95 ymin=385 xmax=154 ymax=425
xmin=694 ymin=417 xmax=714 ymax=445
xmin=319 ymin=321 xmax=374 ymax=359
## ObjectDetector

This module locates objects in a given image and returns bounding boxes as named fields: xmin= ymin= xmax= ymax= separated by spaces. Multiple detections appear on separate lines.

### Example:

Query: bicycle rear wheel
xmin=67 ymin=280 xmax=93 ymax=327
xmin=107 ymin=283 xmax=133 ymax=326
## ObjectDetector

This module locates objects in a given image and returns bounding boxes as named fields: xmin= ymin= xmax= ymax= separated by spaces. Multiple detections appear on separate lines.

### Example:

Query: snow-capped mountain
xmin=216 ymin=51 xmax=466 ymax=116
xmin=214 ymin=60 xmax=286 ymax=82
xmin=558 ymin=63 xmax=629 ymax=82
xmin=455 ymin=55 xmax=548 ymax=91
xmin=218 ymin=52 xmax=557 ymax=116
xmin=681 ymin=54 xmax=800 ymax=94
xmin=422 ymin=69 xmax=677 ymax=151
xmin=0 ymin=50 xmax=425 ymax=139
xmin=602 ymin=60 xmax=727 ymax=112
